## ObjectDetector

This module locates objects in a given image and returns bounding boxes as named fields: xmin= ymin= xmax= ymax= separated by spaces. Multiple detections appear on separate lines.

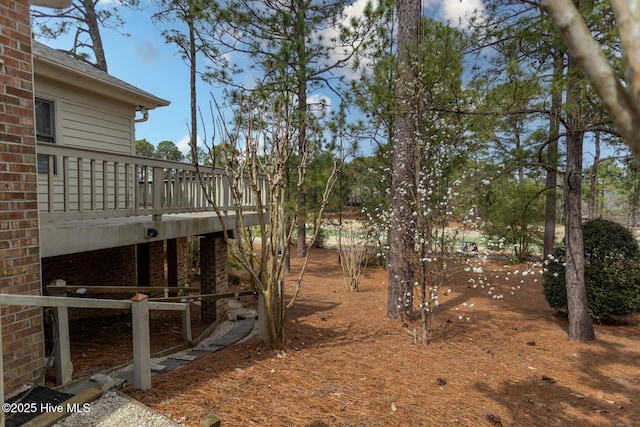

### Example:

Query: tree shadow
xmin=475 ymin=351 xmax=639 ymax=426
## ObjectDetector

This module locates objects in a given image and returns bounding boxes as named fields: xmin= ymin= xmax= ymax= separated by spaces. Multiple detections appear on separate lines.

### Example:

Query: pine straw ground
xmin=122 ymin=248 xmax=639 ymax=427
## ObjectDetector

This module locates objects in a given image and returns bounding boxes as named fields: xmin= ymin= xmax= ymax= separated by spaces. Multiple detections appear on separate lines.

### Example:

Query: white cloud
xmin=425 ymin=0 xmax=485 ymax=27
xmin=307 ymin=93 xmax=331 ymax=110
xmin=317 ymin=0 xmax=380 ymax=76
xmin=307 ymin=93 xmax=332 ymax=118
xmin=176 ymin=134 xmax=192 ymax=155
xmin=176 ymin=134 xmax=206 ymax=157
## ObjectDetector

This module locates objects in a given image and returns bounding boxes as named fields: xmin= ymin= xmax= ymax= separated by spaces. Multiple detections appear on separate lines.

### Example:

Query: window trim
xmin=36 ymin=97 xmax=57 ymax=175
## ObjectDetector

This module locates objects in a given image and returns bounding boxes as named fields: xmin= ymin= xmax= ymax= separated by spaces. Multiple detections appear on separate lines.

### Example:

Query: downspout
xmin=135 ymin=106 xmax=149 ymax=123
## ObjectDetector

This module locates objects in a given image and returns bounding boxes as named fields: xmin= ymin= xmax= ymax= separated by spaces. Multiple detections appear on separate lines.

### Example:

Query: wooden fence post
xmin=131 ymin=293 xmax=151 ymax=390
xmin=52 ymin=280 xmax=72 ymax=385
xmin=182 ymin=302 xmax=192 ymax=342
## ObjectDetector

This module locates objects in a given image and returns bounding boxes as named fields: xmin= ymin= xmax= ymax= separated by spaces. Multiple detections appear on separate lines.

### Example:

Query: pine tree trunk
xmin=564 ymin=52 xmax=595 ymax=341
xmin=544 ymin=50 xmax=563 ymax=260
xmin=82 ymin=0 xmax=108 ymax=72
xmin=387 ymin=0 xmax=420 ymax=320
xmin=587 ymin=131 xmax=600 ymax=219
xmin=295 ymin=2 xmax=308 ymax=259
xmin=188 ymin=11 xmax=198 ymax=164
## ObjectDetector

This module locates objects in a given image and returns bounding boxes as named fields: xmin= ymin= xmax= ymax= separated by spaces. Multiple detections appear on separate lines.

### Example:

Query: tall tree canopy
xmin=31 ymin=0 xmax=139 ymax=71
xmin=196 ymin=0 xmax=388 ymax=257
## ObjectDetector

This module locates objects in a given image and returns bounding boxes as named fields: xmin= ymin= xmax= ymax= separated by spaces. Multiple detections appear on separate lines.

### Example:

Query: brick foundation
xmin=42 ymin=246 xmax=137 ymax=287
xmin=149 ymin=240 xmax=164 ymax=287
xmin=41 ymin=239 xmax=189 ymax=291
xmin=200 ymin=234 xmax=229 ymax=322
xmin=0 ymin=0 xmax=46 ymax=394
xmin=167 ymin=237 xmax=189 ymax=287
xmin=136 ymin=241 xmax=165 ymax=287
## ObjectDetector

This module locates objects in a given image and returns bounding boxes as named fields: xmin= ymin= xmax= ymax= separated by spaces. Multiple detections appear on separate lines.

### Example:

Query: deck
xmin=37 ymin=143 xmax=267 ymax=257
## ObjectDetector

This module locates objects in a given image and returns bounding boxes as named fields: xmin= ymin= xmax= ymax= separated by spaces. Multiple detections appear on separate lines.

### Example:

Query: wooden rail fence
xmin=0 ymin=283 xmax=264 ymax=422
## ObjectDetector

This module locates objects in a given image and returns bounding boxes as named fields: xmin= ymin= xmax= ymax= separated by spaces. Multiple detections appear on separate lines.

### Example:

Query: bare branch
xmin=541 ymin=0 xmax=640 ymax=159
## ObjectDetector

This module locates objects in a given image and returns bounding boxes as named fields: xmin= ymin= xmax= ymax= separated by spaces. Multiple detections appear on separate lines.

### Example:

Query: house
xmin=1 ymin=1 xmax=263 ymax=396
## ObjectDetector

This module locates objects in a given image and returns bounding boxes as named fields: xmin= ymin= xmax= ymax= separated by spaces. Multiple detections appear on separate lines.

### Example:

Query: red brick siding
xmin=149 ymin=241 xmax=164 ymax=287
xmin=0 ymin=0 xmax=45 ymax=394
xmin=176 ymin=237 xmax=188 ymax=286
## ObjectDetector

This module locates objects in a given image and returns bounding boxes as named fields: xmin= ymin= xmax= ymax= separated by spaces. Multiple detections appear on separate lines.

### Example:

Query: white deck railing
xmin=37 ymin=143 xmax=268 ymax=223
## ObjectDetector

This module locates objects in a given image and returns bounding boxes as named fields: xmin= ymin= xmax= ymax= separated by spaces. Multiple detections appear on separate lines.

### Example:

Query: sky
xmin=34 ymin=0 xmax=484 ymax=155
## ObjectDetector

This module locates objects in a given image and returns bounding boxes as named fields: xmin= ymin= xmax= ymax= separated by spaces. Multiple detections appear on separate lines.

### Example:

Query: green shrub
xmin=543 ymin=218 xmax=640 ymax=322
xmin=313 ymin=225 xmax=328 ymax=248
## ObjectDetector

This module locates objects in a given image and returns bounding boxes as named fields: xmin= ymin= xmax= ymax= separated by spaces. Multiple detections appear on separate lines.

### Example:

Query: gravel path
xmin=53 ymin=391 xmax=180 ymax=426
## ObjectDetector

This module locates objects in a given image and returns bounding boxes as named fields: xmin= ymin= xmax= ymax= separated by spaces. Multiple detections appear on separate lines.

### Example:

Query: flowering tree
xmin=378 ymin=17 xmax=479 ymax=343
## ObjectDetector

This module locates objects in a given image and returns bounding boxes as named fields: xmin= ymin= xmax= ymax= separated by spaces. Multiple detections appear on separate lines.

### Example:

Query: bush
xmin=543 ymin=218 xmax=640 ymax=322
xmin=313 ymin=225 xmax=328 ymax=248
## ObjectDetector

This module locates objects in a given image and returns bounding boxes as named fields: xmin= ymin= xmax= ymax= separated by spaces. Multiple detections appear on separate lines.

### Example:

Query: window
xmin=36 ymin=98 xmax=56 ymax=174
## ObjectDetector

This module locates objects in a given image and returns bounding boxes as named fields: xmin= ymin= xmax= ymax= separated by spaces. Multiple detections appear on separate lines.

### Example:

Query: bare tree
xmin=197 ymin=101 xmax=337 ymax=346
xmin=338 ymin=227 xmax=370 ymax=292
xmin=197 ymin=0 xmax=387 ymax=261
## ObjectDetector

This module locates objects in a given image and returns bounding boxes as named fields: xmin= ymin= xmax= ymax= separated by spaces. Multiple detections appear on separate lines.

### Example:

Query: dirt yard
xmin=74 ymin=248 xmax=640 ymax=426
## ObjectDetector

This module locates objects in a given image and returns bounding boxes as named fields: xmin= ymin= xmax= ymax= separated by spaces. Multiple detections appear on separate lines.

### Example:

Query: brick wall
xmin=42 ymin=246 xmax=137 ymax=287
xmin=200 ymin=234 xmax=229 ymax=322
xmin=136 ymin=241 xmax=166 ymax=287
xmin=149 ymin=240 xmax=164 ymax=287
xmin=0 ymin=0 xmax=46 ymax=394
xmin=214 ymin=237 xmax=228 ymax=320
xmin=174 ymin=237 xmax=188 ymax=286
xmin=166 ymin=237 xmax=189 ymax=287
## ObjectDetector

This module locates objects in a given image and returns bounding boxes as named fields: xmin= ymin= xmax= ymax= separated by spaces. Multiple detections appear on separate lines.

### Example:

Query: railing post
xmin=181 ymin=302 xmax=192 ymax=342
xmin=52 ymin=279 xmax=72 ymax=385
xmin=152 ymin=166 xmax=164 ymax=221
xmin=222 ymin=175 xmax=230 ymax=214
xmin=131 ymin=293 xmax=151 ymax=390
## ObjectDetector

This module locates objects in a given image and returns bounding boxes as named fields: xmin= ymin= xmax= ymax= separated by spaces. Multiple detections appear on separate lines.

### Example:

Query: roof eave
xmin=30 ymin=0 xmax=72 ymax=8
xmin=33 ymin=49 xmax=170 ymax=111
